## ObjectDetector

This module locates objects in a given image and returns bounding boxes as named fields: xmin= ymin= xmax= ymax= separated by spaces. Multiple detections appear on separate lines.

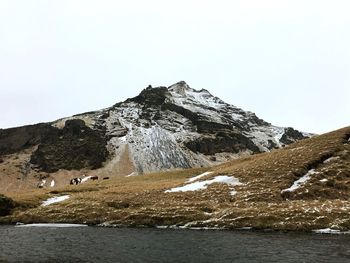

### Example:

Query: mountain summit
xmin=0 ymin=81 xmax=310 ymax=190
xmin=96 ymin=81 xmax=308 ymax=173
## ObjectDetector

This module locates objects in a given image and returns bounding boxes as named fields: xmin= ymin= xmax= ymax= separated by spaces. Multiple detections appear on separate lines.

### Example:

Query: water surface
xmin=1 ymin=226 xmax=350 ymax=262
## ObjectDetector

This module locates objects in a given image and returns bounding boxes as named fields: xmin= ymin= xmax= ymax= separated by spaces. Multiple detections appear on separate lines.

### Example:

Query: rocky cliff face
xmin=30 ymin=119 xmax=108 ymax=173
xmin=0 ymin=81 xmax=310 ymax=175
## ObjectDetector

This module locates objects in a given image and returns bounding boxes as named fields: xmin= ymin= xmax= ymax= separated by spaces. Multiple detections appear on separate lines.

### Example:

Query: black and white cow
xmin=70 ymin=177 xmax=82 ymax=185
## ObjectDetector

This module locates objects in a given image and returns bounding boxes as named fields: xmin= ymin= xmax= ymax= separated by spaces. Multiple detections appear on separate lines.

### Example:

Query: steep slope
xmin=0 ymin=81 xmax=309 ymax=191
xmin=3 ymin=126 xmax=349 ymax=232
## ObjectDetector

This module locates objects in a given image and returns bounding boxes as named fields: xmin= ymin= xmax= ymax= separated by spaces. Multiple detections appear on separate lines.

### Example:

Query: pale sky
xmin=0 ymin=0 xmax=349 ymax=134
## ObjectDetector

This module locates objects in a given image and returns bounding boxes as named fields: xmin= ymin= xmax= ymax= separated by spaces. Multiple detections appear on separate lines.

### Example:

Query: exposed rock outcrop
xmin=0 ymin=195 xmax=14 ymax=216
xmin=30 ymin=119 xmax=108 ymax=173
xmin=0 ymin=123 xmax=56 ymax=155
xmin=280 ymin=127 xmax=307 ymax=145
xmin=185 ymin=132 xmax=261 ymax=155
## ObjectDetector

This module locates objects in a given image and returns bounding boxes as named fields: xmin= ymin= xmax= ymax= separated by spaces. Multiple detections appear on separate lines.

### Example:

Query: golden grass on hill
xmin=1 ymin=126 xmax=350 ymax=231
xmin=215 ymin=126 xmax=350 ymax=201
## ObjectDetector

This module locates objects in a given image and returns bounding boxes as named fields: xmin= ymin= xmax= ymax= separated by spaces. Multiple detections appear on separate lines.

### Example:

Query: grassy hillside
xmin=1 ymin=126 xmax=350 ymax=231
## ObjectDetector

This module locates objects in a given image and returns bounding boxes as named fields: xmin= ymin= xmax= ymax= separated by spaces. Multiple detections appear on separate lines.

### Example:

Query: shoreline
xmin=2 ymin=220 xmax=350 ymax=235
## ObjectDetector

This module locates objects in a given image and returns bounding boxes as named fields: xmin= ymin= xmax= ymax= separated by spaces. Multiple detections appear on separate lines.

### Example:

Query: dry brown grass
xmin=214 ymin=126 xmax=350 ymax=202
xmin=1 ymin=126 xmax=350 ymax=231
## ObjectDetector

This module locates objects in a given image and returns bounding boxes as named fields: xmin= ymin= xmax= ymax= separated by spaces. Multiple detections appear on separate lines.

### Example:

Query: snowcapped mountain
xmin=44 ymin=81 xmax=309 ymax=174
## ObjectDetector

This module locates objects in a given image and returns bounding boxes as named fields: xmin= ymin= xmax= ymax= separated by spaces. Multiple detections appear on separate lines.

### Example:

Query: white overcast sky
xmin=0 ymin=0 xmax=349 ymax=134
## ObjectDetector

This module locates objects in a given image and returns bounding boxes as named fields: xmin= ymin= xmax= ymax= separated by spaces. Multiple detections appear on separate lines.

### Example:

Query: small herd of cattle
xmin=37 ymin=175 xmax=110 ymax=188
xmin=70 ymin=176 xmax=110 ymax=185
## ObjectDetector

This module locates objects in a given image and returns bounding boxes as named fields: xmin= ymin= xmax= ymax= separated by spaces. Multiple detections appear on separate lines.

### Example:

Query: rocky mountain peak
xmin=168 ymin=81 xmax=192 ymax=95
xmin=93 ymin=81 xmax=310 ymax=173
xmin=127 ymin=86 xmax=169 ymax=107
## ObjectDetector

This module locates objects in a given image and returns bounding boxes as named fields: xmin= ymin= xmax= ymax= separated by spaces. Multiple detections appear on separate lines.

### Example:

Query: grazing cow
xmin=70 ymin=178 xmax=82 ymax=185
xmin=103 ymin=177 xmax=110 ymax=180
xmin=90 ymin=176 xmax=98 ymax=181
xmin=37 ymin=180 xmax=46 ymax=188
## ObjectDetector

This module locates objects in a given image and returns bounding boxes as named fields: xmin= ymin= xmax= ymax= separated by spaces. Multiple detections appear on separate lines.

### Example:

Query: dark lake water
xmin=1 ymin=225 xmax=350 ymax=263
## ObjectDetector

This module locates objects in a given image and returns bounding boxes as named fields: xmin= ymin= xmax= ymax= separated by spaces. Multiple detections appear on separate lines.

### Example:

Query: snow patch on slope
xmin=323 ymin=156 xmax=340 ymax=164
xmin=281 ymin=169 xmax=318 ymax=193
xmin=42 ymin=195 xmax=70 ymax=206
xmin=187 ymin=172 xmax=213 ymax=183
xmin=165 ymin=175 xmax=243 ymax=195
xmin=313 ymin=228 xmax=342 ymax=234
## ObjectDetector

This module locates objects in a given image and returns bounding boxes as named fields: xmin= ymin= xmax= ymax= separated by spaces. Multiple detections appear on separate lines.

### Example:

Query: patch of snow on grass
xmin=281 ymin=169 xmax=318 ymax=193
xmin=42 ymin=195 xmax=70 ymax=206
xmin=187 ymin=172 xmax=213 ymax=183
xmin=230 ymin=190 xmax=238 ymax=196
xmin=313 ymin=228 xmax=341 ymax=234
xmin=320 ymin=179 xmax=328 ymax=183
xmin=16 ymin=223 xmax=87 ymax=228
xmin=50 ymin=180 xmax=55 ymax=187
xmin=323 ymin=156 xmax=340 ymax=164
xmin=165 ymin=175 xmax=243 ymax=193
xmin=126 ymin=172 xmax=137 ymax=177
